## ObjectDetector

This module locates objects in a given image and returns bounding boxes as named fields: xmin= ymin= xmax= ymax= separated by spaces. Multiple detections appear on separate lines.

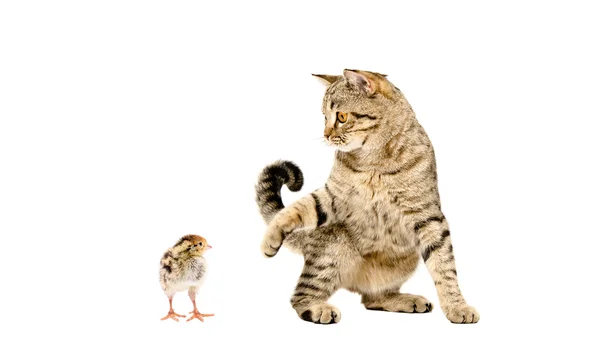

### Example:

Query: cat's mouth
xmin=326 ymin=135 xmax=346 ymax=147
xmin=326 ymin=135 xmax=363 ymax=152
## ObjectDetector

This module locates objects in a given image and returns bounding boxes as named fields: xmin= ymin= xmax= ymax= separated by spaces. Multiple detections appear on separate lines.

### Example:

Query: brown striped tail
xmin=255 ymin=160 xmax=304 ymax=224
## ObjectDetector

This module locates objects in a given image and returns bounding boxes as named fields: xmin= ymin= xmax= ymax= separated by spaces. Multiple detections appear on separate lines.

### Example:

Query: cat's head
xmin=313 ymin=69 xmax=402 ymax=152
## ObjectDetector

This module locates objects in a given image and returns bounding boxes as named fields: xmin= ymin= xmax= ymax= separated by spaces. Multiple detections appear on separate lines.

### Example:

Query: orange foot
xmin=161 ymin=310 xmax=186 ymax=322
xmin=187 ymin=310 xmax=215 ymax=322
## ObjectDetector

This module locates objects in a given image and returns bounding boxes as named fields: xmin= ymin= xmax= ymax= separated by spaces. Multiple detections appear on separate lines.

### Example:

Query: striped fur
xmin=256 ymin=69 xmax=479 ymax=324
xmin=255 ymin=160 xmax=304 ymax=224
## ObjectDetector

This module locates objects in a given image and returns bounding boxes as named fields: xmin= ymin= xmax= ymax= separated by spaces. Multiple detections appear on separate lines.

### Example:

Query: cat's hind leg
xmin=290 ymin=226 xmax=357 ymax=324
xmin=362 ymin=291 xmax=433 ymax=313
xmin=346 ymin=250 xmax=432 ymax=313
xmin=291 ymin=258 xmax=341 ymax=324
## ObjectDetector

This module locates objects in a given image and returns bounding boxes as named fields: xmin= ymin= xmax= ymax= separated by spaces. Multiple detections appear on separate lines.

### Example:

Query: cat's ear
xmin=343 ymin=69 xmax=375 ymax=95
xmin=343 ymin=69 xmax=394 ymax=99
xmin=312 ymin=74 xmax=341 ymax=85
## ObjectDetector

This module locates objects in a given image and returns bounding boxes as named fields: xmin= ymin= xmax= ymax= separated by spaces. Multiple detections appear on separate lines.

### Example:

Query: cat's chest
xmin=341 ymin=172 xmax=397 ymax=210
xmin=343 ymin=189 xmax=398 ymax=224
xmin=341 ymin=182 xmax=401 ymax=226
xmin=336 ymin=174 xmax=412 ymax=250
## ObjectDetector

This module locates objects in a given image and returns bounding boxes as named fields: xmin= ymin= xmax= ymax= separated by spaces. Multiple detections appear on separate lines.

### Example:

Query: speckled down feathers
xmin=159 ymin=234 xmax=209 ymax=297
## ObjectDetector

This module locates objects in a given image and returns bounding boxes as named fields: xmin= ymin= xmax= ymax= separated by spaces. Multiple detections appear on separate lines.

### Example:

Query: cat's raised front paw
xmin=445 ymin=304 xmax=479 ymax=324
xmin=261 ymin=226 xmax=284 ymax=257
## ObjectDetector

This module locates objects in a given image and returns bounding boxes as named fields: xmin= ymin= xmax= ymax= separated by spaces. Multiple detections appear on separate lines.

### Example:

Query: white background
xmin=1 ymin=1 xmax=599 ymax=360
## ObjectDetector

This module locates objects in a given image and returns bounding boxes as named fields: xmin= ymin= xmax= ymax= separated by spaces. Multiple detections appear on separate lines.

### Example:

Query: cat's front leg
xmin=261 ymin=188 xmax=332 ymax=257
xmin=410 ymin=212 xmax=480 ymax=323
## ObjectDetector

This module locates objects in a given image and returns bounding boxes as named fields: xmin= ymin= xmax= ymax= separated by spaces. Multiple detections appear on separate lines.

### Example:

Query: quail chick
xmin=159 ymin=234 xmax=214 ymax=322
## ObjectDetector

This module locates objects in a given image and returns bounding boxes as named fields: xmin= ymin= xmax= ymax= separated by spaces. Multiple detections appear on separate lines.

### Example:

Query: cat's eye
xmin=337 ymin=112 xmax=348 ymax=123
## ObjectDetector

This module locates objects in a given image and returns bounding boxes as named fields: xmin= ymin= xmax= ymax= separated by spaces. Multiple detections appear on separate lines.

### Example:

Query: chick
xmin=159 ymin=234 xmax=214 ymax=322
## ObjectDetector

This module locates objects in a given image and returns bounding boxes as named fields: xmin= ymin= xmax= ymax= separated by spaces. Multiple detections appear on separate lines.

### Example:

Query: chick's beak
xmin=207 ymin=244 xmax=212 ymax=249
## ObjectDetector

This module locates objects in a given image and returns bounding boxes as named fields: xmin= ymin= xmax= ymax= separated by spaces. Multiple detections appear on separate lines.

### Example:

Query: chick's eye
xmin=199 ymin=242 xmax=203 ymax=247
xmin=337 ymin=112 xmax=347 ymax=123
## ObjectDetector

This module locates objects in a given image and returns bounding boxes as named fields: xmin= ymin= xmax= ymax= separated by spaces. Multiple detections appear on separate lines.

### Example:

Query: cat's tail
xmin=255 ymin=160 xmax=304 ymax=224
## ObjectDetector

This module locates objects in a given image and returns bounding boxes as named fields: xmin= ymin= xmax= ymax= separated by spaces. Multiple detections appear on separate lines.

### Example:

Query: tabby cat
xmin=255 ymin=69 xmax=479 ymax=324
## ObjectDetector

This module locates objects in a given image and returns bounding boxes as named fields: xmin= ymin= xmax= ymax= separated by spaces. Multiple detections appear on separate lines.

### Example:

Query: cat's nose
xmin=324 ymin=128 xmax=333 ymax=139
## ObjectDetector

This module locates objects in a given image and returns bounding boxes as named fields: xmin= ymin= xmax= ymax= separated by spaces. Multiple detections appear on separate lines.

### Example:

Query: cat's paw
xmin=364 ymin=293 xmax=433 ymax=313
xmin=297 ymin=303 xmax=341 ymax=325
xmin=261 ymin=225 xmax=284 ymax=257
xmin=445 ymin=304 xmax=479 ymax=324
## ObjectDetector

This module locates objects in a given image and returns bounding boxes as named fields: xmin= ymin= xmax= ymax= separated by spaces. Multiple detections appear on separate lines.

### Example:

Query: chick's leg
xmin=186 ymin=287 xmax=214 ymax=322
xmin=160 ymin=296 xmax=186 ymax=321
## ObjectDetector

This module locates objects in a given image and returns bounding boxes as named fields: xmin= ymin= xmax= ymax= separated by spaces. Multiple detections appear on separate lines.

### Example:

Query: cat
xmin=255 ymin=69 xmax=479 ymax=324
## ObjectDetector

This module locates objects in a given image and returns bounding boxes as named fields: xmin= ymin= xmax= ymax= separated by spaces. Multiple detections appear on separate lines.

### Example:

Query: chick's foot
xmin=186 ymin=310 xmax=214 ymax=322
xmin=161 ymin=310 xmax=186 ymax=322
